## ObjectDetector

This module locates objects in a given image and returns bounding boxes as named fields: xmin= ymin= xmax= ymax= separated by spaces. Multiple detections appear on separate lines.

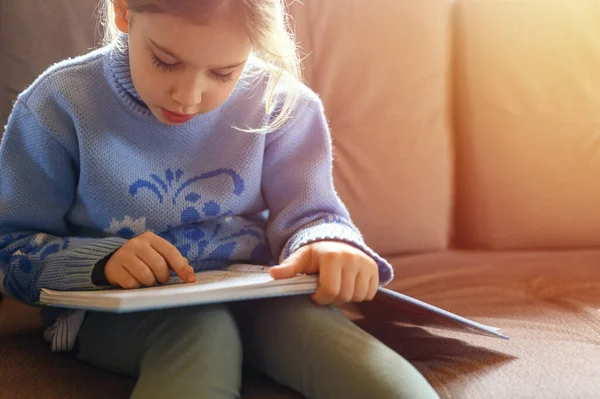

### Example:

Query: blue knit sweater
xmin=0 ymin=38 xmax=393 ymax=351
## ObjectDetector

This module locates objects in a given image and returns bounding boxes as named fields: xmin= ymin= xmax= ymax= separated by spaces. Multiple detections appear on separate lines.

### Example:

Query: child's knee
xmin=151 ymin=304 xmax=242 ymax=353
xmin=185 ymin=304 xmax=237 ymax=329
xmin=137 ymin=305 xmax=243 ymax=395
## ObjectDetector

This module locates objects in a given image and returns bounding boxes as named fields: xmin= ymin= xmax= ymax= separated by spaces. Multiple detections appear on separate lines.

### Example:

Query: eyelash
xmin=151 ymin=54 xmax=176 ymax=71
xmin=151 ymin=54 xmax=234 ymax=83
xmin=210 ymin=71 xmax=234 ymax=83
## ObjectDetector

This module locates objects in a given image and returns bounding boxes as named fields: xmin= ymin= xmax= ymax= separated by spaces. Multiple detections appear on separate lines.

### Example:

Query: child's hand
xmin=105 ymin=232 xmax=196 ymax=289
xmin=269 ymin=241 xmax=379 ymax=305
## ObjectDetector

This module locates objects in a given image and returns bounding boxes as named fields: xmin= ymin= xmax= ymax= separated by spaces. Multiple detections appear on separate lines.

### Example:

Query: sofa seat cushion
xmin=352 ymin=251 xmax=600 ymax=398
xmin=2 ymin=250 xmax=599 ymax=398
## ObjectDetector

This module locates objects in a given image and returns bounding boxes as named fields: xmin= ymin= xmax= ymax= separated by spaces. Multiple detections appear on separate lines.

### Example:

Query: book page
xmin=95 ymin=268 xmax=277 ymax=297
xmin=163 ymin=264 xmax=273 ymax=286
xmin=42 ymin=264 xmax=310 ymax=299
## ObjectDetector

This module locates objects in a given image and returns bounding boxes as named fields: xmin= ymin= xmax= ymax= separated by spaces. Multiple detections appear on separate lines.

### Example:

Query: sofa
xmin=2 ymin=0 xmax=600 ymax=398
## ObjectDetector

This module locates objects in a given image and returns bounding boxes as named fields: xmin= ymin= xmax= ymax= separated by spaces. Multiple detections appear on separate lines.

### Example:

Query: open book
xmin=40 ymin=264 xmax=509 ymax=340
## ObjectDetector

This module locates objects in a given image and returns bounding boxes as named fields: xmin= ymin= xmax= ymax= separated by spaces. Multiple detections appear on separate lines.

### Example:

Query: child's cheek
xmin=204 ymin=85 xmax=238 ymax=111
xmin=202 ymin=91 xmax=224 ymax=112
xmin=140 ymin=68 xmax=169 ymax=104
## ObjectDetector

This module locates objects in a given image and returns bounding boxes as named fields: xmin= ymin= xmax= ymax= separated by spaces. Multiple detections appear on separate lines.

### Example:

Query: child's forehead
xmin=138 ymin=10 xmax=248 ymax=41
xmin=132 ymin=0 xmax=243 ymax=26
xmin=136 ymin=11 xmax=252 ymax=66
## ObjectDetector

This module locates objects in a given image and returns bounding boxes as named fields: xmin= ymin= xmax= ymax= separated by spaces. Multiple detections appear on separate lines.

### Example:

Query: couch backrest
xmin=292 ymin=0 xmax=600 ymax=253
xmin=289 ymin=0 xmax=454 ymax=256
xmin=3 ymin=1 xmax=597 ymax=257
xmin=0 ymin=0 xmax=100 ymax=130
xmin=453 ymin=0 xmax=600 ymax=250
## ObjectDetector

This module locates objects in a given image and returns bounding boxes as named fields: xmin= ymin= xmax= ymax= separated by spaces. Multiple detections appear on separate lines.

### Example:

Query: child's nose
xmin=171 ymin=78 xmax=203 ymax=108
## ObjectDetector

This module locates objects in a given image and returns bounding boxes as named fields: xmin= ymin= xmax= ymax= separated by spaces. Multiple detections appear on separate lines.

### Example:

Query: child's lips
xmin=161 ymin=108 xmax=196 ymax=124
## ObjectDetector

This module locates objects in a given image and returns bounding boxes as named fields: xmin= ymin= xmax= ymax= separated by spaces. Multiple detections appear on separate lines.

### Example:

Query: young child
xmin=0 ymin=1 xmax=439 ymax=398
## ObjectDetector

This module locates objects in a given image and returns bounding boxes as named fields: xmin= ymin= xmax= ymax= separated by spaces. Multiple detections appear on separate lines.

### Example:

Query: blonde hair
xmin=100 ymin=0 xmax=302 ymax=132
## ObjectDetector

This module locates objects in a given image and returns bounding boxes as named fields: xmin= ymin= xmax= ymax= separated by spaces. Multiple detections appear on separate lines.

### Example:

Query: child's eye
xmin=151 ymin=54 xmax=177 ymax=72
xmin=210 ymin=71 xmax=234 ymax=83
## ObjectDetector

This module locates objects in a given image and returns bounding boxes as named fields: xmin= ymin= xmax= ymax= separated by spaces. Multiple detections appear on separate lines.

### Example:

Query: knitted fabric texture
xmin=0 ymin=38 xmax=393 ymax=351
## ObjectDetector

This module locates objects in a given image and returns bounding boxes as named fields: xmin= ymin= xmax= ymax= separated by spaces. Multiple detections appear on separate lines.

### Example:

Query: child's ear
xmin=114 ymin=0 xmax=130 ymax=34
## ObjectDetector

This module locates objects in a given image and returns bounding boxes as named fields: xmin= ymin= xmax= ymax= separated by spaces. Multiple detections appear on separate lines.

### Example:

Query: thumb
xmin=269 ymin=246 xmax=311 ymax=279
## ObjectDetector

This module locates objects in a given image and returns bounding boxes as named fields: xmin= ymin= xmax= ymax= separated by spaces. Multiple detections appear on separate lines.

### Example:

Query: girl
xmin=0 ymin=1 xmax=439 ymax=398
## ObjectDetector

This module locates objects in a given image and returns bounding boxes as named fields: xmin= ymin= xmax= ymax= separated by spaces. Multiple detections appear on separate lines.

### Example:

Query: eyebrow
xmin=149 ymin=38 xmax=181 ymax=61
xmin=210 ymin=59 xmax=248 ymax=70
xmin=149 ymin=38 xmax=247 ymax=70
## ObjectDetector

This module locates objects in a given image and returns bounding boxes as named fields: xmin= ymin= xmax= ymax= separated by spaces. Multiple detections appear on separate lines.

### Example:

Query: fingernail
xmin=187 ymin=274 xmax=196 ymax=283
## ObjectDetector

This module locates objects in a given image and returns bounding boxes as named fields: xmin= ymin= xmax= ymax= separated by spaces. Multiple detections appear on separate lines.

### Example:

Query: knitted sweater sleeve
xmin=0 ymin=101 xmax=126 ymax=305
xmin=262 ymin=96 xmax=393 ymax=285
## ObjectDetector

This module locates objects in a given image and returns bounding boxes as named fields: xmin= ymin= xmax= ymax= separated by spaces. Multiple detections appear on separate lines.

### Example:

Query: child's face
xmin=119 ymin=10 xmax=252 ymax=125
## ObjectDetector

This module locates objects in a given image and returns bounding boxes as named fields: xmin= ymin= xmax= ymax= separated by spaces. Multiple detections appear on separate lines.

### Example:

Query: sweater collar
xmin=109 ymin=34 xmax=143 ymax=103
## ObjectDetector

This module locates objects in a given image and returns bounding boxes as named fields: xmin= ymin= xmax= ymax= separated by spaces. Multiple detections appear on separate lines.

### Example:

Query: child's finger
xmin=123 ymin=256 xmax=157 ymax=287
xmin=137 ymin=248 xmax=171 ymax=284
xmin=367 ymin=275 xmax=379 ymax=301
xmin=269 ymin=245 xmax=312 ymax=279
xmin=149 ymin=234 xmax=196 ymax=283
xmin=311 ymin=260 xmax=342 ymax=305
xmin=114 ymin=266 xmax=142 ymax=290
xmin=350 ymin=272 xmax=370 ymax=303
xmin=332 ymin=266 xmax=357 ymax=306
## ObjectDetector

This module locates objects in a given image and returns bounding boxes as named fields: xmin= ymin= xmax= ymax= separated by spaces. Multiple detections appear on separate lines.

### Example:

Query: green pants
xmin=76 ymin=296 xmax=439 ymax=399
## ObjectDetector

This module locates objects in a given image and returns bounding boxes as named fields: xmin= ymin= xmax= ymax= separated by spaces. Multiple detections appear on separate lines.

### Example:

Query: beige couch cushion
xmin=353 ymin=251 xmax=600 ymax=398
xmin=289 ymin=0 xmax=453 ymax=255
xmin=453 ymin=0 xmax=600 ymax=250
